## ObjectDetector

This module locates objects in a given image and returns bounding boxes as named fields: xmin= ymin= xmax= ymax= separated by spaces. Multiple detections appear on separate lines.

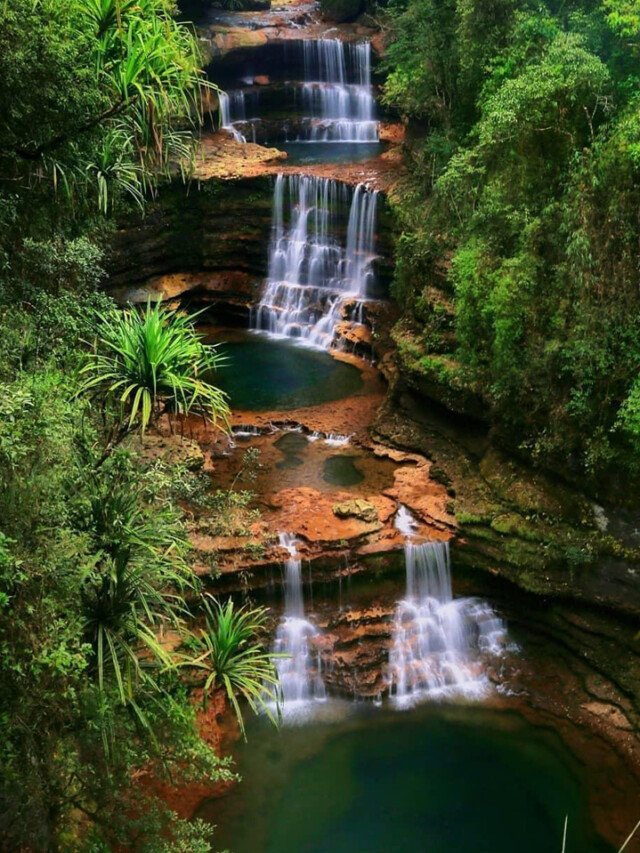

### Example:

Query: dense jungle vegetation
xmin=0 ymin=2 xmax=278 ymax=850
xmin=383 ymin=0 xmax=640 ymax=497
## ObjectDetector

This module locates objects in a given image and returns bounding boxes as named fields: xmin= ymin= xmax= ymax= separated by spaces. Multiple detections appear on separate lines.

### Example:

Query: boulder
xmin=333 ymin=498 xmax=378 ymax=523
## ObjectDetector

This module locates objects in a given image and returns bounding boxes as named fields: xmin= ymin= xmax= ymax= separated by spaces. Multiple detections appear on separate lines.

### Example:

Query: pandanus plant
xmin=191 ymin=596 xmax=282 ymax=738
xmin=80 ymin=300 xmax=230 ymax=458
xmin=79 ymin=468 xmax=194 ymax=751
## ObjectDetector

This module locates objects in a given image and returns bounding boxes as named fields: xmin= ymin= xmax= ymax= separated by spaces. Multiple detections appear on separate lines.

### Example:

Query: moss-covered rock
xmin=372 ymin=389 xmax=640 ymax=616
xmin=391 ymin=321 xmax=487 ymax=420
xmin=333 ymin=499 xmax=379 ymax=523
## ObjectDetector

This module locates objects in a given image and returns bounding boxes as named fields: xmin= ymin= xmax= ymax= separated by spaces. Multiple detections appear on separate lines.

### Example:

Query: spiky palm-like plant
xmin=80 ymin=301 xmax=229 ymax=451
xmin=28 ymin=0 xmax=217 ymax=211
xmin=192 ymin=596 xmax=281 ymax=738
xmin=81 ymin=470 xmax=192 ymax=718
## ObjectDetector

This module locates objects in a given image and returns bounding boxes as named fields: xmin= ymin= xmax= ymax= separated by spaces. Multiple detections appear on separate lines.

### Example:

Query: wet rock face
xmin=107 ymin=164 xmax=396 ymax=330
xmin=107 ymin=177 xmax=274 ymax=317
xmin=319 ymin=0 xmax=363 ymax=23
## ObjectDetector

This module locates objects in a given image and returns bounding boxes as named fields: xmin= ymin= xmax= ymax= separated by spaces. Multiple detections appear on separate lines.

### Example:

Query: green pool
xmin=208 ymin=331 xmax=364 ymax=411
xmin=198 ymin=703 xmax=609 ymax=853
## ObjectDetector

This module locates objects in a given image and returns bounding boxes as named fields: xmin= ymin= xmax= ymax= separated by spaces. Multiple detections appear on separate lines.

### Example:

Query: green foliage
xmin=0 ymin=279 xmax=280 ymax=848
xmin=384 ymin=0 xmax=640 ymax=496
xmin=604 ymin=0 xmax=640 ymax=37
xmin=0 ymin=363 xmax=232 ymax=850
xmin=0 ymin=3 xmax=260 ymax=849
xmin=80 ymin=300 xmax=230 ymax=435
xmin=192 ymin=597 xmax=281 ymax=738
xmin=81 ymin=459 xmax=191 ymax=709
xmin=0 ymin=0 xmax=212 ymax=217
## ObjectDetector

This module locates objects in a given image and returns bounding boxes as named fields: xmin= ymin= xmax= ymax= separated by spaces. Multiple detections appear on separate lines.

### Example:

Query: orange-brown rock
xmin=385 ymin=461 xmax=457 ymax=531
xmin=271 ymin=487 xmax=396 ymax=545
xmin=112 ymin=270 xmax=259 ymax=307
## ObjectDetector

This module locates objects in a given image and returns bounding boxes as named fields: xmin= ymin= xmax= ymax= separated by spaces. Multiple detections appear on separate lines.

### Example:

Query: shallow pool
xmin=279 ymin=141 xmax=384 ymax=165
xmin=208 ymin=330 xmax=364 ymax=411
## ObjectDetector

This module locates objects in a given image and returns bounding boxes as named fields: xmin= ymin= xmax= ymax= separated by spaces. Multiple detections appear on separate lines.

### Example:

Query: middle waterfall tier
xmin=216 ymin=39 xmax=379 ymax=145
xmin=252 ymin=174 xmax=379 ymax=349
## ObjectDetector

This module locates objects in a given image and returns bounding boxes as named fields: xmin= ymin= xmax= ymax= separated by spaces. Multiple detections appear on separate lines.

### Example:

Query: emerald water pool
xmin=198 ymin=703 xmax=609 ymax=853
xmin=208 ymin=331 xmax=364 ymax=411
xmin=279 ymin=142 xmax=385 ymax=165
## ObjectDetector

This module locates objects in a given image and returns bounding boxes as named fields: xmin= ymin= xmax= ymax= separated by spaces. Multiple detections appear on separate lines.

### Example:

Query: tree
xmin=383 ymin=0 xmax=640 ymax=493
xmin=0 ymin=372 xmax=215 ymax=849
xmin=0 ymin=0 xmax=214 ymax=215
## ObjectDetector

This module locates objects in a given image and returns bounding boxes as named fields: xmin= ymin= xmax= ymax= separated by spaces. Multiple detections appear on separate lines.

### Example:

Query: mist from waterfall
xmin=253 ymin=174 xmax=378 ymax=348
xmin=388 ymin=506 xmax=507 ymax=705
xmin=273 ymin=533 xmax=326 ymax=717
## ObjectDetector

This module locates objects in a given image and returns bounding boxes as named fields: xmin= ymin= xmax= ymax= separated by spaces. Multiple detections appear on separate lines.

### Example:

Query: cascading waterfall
xmin=253 ymin=174 xmax=378 ymax=348
xmin=273 ymin=533 xmax=326 ymax=714
xmin=219 ymin=90 xmax=247 ymax=142
xmin=388 ymin=506 xmax=507 ymax=704
xmin=299 ymin=40 xmax=378 ymax=142
xmin=217 ymin=39 xmax=378 ymax=145
xmin=219 ymin=90 xmax=264 ymax=143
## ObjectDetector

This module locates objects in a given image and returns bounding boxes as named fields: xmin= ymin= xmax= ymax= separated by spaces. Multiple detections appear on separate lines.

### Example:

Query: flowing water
xmin=199 ymin=23 xmax=620 ymax=853
xmin=298 ymin=40 xmax=378 ymax=142
xmin=388 ymin=506 xmax=507 ymax=703
xmin=272 ymin=533 xmax=326 ymax=716
xmin=218 ymin=90 xmax=249 ymax=142
xmin=252 ymin=174 xmax=378 ymax=348
xmin=217 ymin=39 xmax=379 ymax=146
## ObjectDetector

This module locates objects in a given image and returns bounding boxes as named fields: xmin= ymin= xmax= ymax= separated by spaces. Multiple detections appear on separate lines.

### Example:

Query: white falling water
xmin=218 ymin=90 xmax=249 ymax=142
xmin=388 ymin=506 xmax=507 ymax=705
xmin=253 ymin=174 xmax=378 ymax=348
xmin=273 ymin=533 xmax=326 ymax=716
xmin=299 ymin=40 xmax=378 ymax=142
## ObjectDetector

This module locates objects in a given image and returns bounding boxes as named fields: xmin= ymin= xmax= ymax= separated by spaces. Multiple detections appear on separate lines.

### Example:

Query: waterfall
xmin=217 ymin=39 xmax=378 ymax=146
xmin=219 ymin=90 xmax=250 ymax=142
xmin=273 ymin=533 xmax=326 ymax=714
xmin=253 ymin=174 xmax=378 ymax=348
xmin=299 ymin=40 xmax=378 ymax=142
xmin=388 ymin=507 xmax=507 ymax=704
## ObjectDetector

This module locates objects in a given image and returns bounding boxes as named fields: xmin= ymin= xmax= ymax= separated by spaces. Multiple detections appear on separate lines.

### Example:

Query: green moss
xmin=456 ymin=510 xmax=493 ymax=525
xmin=490 ymin=512 xmax=544 ymax=542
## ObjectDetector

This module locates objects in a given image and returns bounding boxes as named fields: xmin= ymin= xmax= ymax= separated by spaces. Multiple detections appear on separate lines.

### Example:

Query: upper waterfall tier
xmin=218 ymin=39 xmax=379 ymax=146
xmin=252 ymin=173 xmax=378 ymax=349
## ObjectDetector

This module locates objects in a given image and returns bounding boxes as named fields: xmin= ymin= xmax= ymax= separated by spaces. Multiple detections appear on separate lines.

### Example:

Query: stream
xmin=165 ymin=5 xmax=640 ymax=851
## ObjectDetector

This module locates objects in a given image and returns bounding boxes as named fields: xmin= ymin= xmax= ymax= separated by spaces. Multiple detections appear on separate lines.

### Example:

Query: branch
xmin=9 ymin=99 xmax=129 ymax=161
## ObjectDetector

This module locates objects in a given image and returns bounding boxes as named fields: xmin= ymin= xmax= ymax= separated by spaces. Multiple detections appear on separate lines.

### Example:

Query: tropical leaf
xmin=80 ymin=300 xmax=230 ymax=435
xmin=190 ymin=596 xmax=282 ymax=738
